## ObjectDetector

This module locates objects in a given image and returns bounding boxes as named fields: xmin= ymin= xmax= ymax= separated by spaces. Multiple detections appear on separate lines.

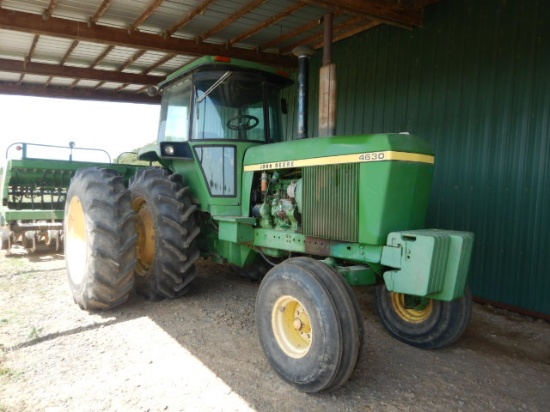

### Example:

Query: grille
xmin=302 ymin=163 xmax=359 ymax=242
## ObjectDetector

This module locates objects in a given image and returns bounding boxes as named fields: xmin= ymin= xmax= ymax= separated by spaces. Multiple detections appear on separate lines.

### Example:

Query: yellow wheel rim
xmin=132 ymin=197 xmax=155 ymax=276
xmin=391 ymin=292 xmax=434 ymax=323
xmin=271 ymin=295 xmax=312 ymax=359
xmin=66 ymin=196 xmax=87 ymax=285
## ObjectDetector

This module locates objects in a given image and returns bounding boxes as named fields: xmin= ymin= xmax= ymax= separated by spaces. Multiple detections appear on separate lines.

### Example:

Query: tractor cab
xmin=139 ymin=56 xmax=293 ymax=212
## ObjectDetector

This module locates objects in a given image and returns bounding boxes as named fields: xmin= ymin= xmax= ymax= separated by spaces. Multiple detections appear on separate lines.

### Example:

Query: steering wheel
xmin=226 ymin=114 xmax=259 ymax=131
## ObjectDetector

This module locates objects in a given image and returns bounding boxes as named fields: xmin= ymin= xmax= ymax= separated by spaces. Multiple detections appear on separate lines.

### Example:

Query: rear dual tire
xmin=65 ymin=168 xmax=136 ymax=311
xmin=129 ymin=168 xmax=200 ymax=300
xmin=64 ymin=167 xmax=200 ymax=310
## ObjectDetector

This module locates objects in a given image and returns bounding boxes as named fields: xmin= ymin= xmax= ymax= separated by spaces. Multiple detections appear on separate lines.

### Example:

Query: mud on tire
xmin=64 ymin=168 xmax=137 ymax=311
xmin=129 ymin=168 xmax=200 ymax=300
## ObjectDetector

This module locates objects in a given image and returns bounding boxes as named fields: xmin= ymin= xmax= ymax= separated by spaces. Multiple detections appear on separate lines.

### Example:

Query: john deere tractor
xmin=64 ymin=55 xmax=474 ymax=393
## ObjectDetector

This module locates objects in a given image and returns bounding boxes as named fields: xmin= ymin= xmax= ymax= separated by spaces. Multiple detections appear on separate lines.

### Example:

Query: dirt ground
xmin=0 ymin=249 xmax=549 ymax=412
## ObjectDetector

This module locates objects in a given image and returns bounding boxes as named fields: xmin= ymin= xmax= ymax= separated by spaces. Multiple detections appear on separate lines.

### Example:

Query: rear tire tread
xmin=65 ymin=167 xmax=137 ymax=311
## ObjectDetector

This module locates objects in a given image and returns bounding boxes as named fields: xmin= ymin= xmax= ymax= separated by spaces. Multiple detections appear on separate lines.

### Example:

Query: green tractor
xmin=64 ymin=55 xmax=474 ymax=393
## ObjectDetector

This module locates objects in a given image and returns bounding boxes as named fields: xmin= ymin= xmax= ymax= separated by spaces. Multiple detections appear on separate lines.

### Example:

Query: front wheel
xmin=256 ymin=258 xmax=363 ymax=393
xmin=374 ymin=284 xmax=472 ymax=349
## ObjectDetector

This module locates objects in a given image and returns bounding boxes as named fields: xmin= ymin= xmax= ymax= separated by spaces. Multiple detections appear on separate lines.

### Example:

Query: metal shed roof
xmin=0 ymin=0 xmax=439 ymax=103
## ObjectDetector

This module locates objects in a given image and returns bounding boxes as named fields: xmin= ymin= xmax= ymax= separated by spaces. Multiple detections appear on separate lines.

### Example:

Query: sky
xmin=0 ymin=95 xmax=160 ymax=162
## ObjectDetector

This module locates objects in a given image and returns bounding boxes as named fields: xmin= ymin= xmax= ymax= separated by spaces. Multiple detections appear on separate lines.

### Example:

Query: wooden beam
xmin=0 ymin=58 xmax=163 ymax=84
xmin=142 ymin=53 xmax=176 ymax=74
xmin=312 ymin=20 xmax=382 ymax=49
xmin=118 ymin=49 xmax=147 ymax=72
xmin=90 ymin=45 xmax=114 ymax=68
xmin=0 ymin=9 xmax=296 ymax=68
xmin=43 ymin=0 xmax=59 ymax=20
xmin=60 ymin=40 xmax=79 ymax=64
xmin=281 ymin=16 xmax=363 ymax=55
xmin=164 ymin=0 xmax=217 ymax=37
xmin=131 ymin=0 xmax=164 ymax=31
xmin=201 ymin=0 xmax=267 ymax=41
xmin=91 ymin=0 xmax=113 ymax=25
xmin=259 ymin=18 xmax=322 ymax=51
xmin=0 ymin=82 xmax=161 ymax=104
xmin=301 ymin=0 xmax=423 ymax=28
xmin=26 ymin=34 xmax=40 ymax=63
xmin=228 ymin=2 xmax=306 ymax=46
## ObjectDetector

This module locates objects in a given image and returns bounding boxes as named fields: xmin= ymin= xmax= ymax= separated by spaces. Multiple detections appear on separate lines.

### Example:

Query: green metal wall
xmin=285 ymin=0 xmax=550 ymax=315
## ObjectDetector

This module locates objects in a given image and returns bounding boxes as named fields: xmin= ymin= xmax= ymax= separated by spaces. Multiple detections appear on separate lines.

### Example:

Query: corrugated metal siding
xmin=295 ymin=0 xmax=549 ymax=314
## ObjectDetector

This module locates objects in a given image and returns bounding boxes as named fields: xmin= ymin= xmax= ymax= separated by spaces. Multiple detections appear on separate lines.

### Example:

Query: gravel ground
xmin=0 ymin=249 xmax=549 ymax=412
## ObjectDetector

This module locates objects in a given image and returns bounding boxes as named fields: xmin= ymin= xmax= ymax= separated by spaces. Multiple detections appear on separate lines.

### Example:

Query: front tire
xmin=129 ymin=168 xmax=200 ymax=300
xmin=374 ymin=284 xmax=472 ymax=349
xmin=256 ymin=258 xmax=363 ymax=393
xmin=64 ymin=168 xmax=136 ymax=311
xmin=290 ymin=257 xmax=364 ymax=390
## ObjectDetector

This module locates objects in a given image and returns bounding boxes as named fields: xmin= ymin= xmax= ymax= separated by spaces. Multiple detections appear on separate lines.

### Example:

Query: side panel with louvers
xmin=302 ymin=164 xmax=359 ymax=242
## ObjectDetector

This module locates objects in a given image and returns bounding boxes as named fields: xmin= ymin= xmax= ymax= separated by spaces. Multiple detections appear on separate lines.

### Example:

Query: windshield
xmin=193 ymin=71 xmax=282 ymax=142
xmin=158 ymin=70 xmax=286 ymax=143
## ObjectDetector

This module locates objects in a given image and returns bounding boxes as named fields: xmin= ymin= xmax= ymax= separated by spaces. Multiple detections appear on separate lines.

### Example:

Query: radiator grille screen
xmin=302 ymin=164 xmax=359 ymax=242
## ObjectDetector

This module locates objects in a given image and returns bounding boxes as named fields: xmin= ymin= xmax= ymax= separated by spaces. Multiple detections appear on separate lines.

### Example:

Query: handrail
xmin=5 ymin=142 xmax=111 ymax=162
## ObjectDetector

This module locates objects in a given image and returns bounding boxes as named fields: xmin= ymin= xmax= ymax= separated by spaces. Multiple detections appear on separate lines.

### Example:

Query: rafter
xmin=0 ymin=82 xmax=160 ymax=104
xmin=0 ymin=58 xmax=162 ymax=84
xmin=312 ymin=20 xmax=382 ymax=49
xmin=228 ymin=2 xmax=306 ymax=46
xmin=200 ymin=0 xmax=266 ymax=41
xmin=259 ymin=18 xmax=322 ymax=52
xmin=26 ymin=34 xmax=40 ymax=63
xmin=60 ymin=40 xmax=79 ymax=64
xmin=301 ymin=0 xmax=422 ymax=28
xmin=118 ymin=49 xmax=147 ymax=72
xmin=281 ymin=16 xmax=364 ymax=55
xmin=43 ymin=0 xmax=59 ymax=20
xmin=131 ymin=0 xmax=164 ymax=31
xmin=164 ymin=0 xmax=216 ymax=38
xmin=0 ymin=9 xmax=295 ymax=68
xmin=142 ymin=53 xmax=176 ymax=75
xmin=91 ymin=0 xmax=113 ymax=25
xmin=90 ymin=45 xmax=114 ymax=68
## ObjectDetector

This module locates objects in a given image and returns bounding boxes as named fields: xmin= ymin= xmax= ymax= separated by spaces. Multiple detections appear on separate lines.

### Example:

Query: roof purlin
xmin=0 ymin=9 xmax=296 ymax=68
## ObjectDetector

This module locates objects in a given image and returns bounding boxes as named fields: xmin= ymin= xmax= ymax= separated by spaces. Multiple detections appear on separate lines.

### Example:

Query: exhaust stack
xmin=319 ymin=13 xmax=337 ymax=137
xmin=292 ymin=46 xmax=314 ymax=139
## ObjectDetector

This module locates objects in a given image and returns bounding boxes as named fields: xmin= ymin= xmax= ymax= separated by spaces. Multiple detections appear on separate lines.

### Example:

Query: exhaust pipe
xmin=292 ymin=46 xmax=314 ymax=139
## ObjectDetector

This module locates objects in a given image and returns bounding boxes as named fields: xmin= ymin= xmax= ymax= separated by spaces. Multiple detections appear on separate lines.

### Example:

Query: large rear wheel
xmin=129 ymin=168 xmax=200 ymax=300
xmin=374 ymin=284 xmax=472 ymax=349
xmin=256 ymin=257 xmax=363 ymax=393
xmin=64 ymin=168 xmax=136 ymax=311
